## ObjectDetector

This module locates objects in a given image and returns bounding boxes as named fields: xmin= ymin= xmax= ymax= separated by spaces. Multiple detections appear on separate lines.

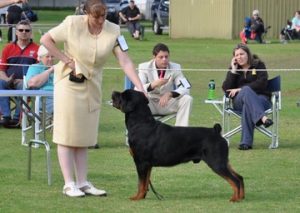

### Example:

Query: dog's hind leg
xmin=130 ymin=166 xmax=152 ymax=201
xmin=145 ymin=167 xmax=152 ymax=193
xmin=207 ymin=163 xmax=243 ymax=202
xmin=227 ymin=163 xmax=245 ymax=200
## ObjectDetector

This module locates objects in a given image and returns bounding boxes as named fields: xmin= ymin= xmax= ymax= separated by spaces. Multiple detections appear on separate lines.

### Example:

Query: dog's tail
xmin=213 ymin=123 xmax=222 ymax=134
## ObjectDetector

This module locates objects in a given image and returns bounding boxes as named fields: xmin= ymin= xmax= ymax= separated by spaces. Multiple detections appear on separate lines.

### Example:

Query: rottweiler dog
xmin=112 ymin=89 xmax=244 ymax=202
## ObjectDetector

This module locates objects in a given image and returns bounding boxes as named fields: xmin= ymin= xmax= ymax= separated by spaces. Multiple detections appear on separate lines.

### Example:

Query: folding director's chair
xmin=222 ymin=75 xmax=281 ymax=149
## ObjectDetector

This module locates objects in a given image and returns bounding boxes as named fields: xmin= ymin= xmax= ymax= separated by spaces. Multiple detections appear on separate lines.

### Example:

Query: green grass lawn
xmin=0 ymin=10 xmax=300 ymax=213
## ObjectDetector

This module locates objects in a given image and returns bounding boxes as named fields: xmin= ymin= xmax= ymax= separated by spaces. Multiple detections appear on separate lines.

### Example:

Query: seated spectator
xmin=291 ymin=10 xmax=300 ymax=39
xmin=279 ymin=19 xmax=293 ymax=43
xmin=119 ymin=0 xmax=142 ymax=39
xmin=6 ymin=3 xmax=28 ymax=42
xmin=222 ymin=43 xmax=273 ymax=150
xmin=137 ymin=43 xmax=193 ymax=126
xmin=0 ymin=20 xmax=39 ymax=128
xmin=240 ymin=9 xmax=265 ymax=44
xmin=25 ymin=45 xmax=54 ymax=114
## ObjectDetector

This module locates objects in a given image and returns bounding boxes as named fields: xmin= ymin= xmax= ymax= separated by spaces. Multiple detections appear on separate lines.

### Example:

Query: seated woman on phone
xmin=222 ymin=43 xmax=273 ymax=151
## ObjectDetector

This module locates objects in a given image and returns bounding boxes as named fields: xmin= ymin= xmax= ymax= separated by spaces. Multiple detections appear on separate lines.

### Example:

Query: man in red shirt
xmin=0 ymin=20 xmax=39 ymax=128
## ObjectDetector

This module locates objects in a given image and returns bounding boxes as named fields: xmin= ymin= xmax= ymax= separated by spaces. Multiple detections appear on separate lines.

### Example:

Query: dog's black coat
xmin=112 ymin=89 xmax=244 ymax=201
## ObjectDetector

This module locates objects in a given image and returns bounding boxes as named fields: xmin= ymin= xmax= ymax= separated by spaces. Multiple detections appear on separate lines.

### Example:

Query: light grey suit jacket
xmin=138 ymin=59 xmax=190 ymax=98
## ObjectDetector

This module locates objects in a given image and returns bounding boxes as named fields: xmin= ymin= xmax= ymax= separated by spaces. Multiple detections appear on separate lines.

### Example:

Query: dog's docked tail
xmin=213 ymin=123 xmax=222 ymax=134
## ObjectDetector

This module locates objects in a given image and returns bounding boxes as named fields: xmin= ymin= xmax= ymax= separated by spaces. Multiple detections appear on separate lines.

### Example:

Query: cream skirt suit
xmin=49 ymin=16 xmax=120 ymax=147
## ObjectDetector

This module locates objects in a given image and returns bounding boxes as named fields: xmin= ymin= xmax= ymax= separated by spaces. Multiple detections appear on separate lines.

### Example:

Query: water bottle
xmin=207 ymin=79 xmax=216 ymax=100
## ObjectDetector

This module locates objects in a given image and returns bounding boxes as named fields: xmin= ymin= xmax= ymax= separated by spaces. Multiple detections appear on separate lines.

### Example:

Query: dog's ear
xmin=122 ymin=99 xmax=135 ymax=113
xmin=120 ymin=90 xmax=136 ymax=113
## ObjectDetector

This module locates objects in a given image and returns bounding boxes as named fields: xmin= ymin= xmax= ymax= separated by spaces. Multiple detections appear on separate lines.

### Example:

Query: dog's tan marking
xmin=130 ymin=168 xmax=152 ymax=200
xmin=228 ymin=163 xmax=245 ymax=199
xmin=129 ymin=148 xmax=134 ymax=157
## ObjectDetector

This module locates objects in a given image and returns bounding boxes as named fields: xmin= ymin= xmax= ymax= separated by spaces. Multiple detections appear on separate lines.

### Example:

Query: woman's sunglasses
xmin=17 ymin=29 xmax=31 ymax=33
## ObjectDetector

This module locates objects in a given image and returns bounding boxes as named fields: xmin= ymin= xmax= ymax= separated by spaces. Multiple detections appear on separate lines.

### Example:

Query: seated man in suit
xmin=137 ymin=43 xmax=193 ymax=126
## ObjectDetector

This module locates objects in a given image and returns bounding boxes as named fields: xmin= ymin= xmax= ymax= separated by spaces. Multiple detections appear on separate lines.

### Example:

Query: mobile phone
xmin=234 ymin=59 xmax=237 ymax=65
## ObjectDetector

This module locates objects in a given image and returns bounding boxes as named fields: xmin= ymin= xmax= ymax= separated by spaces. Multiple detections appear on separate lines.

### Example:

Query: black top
xmin=7 ymin=5 xmax=23 ymax=24
xmin=121 ymin=6 xmax=140 ymax=22
xmin=222 ymin=60 xmax=271 ymax=98
xmin=251 ymin=17 xmax=265 ymax=33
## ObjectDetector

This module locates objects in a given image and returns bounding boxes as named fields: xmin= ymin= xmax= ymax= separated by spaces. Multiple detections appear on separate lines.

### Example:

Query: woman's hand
xmin=226 ymin=88 xmax=241 ymax=98
xmin=231 ymin=57 xmax=238 ymax=73
xmin=65 ymin=59 xmax=75 ymax=70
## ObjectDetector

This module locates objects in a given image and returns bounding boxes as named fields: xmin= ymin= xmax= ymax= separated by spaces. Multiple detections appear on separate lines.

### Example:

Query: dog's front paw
xmin=130 ymin=195 xmax=142 ymax=201
xmin=130 ymin=193 xmax=146 ymax=201
xmin=130 ymin=195 xmax=138 ymax=201
xmin=230 ymin=195 xmax=243 ymax=202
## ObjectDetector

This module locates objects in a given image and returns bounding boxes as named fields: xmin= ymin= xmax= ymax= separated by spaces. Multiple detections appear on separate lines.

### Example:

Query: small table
xmin=204 ymin=99 xmax=224 ymax=115
xmin=0 ymin=90 xmax=53 ymax=185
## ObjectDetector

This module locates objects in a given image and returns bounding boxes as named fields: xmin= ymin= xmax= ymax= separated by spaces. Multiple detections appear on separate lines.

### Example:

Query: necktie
xmin=158 ymin=70 xmax=165 ymax=79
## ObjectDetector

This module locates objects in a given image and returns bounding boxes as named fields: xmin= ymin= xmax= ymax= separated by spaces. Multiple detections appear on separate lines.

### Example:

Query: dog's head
xmin=112 ymin=89 xmax=149 ymax=113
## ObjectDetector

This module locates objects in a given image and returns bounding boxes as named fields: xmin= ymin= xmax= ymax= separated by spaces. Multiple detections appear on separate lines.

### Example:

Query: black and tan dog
xmin=112 ymin=89 xmax=244 ymax=202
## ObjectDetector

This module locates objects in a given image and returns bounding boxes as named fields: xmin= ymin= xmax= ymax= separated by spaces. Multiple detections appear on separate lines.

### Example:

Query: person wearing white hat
xmin=252 ymin=9 xmax=259 ymax=16
xmin=25 ymin=45 xmax=54 ymax=114
xmin=250 ymin=9 xmax=265 ymax=43
xmin=240 ymin=9 xmax=265 ymax=44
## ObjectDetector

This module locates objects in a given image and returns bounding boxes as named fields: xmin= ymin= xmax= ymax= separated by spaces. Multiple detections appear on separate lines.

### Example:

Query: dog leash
xmin=149 ymin=180 xmax=164 ymax=200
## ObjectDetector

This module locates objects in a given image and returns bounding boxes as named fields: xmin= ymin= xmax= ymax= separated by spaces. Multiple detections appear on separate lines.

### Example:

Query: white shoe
xmin=79 ymin=181 xmax=107 ymax=196
xmin=63 ymin=182 xmax=85 ymax=197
